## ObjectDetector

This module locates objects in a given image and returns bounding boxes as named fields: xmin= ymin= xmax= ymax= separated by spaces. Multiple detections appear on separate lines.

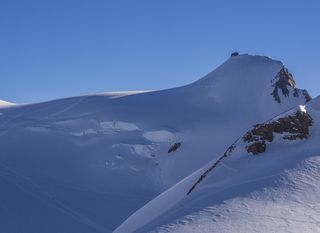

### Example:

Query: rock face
xmin=243 ymin=110 xmax=313 ymax=155
xmin=231 ymin=52 xmax=239 ymax=57
xmin=187 ymin=141 xmax=237 ymax=195
xmin=271 ymin=67 xmax=311 ymax=103
xmin=301 ymin=89 xmax=312 ymax=102
xmin=187 ymin=108 xmax=313 ymax=195
xmin=168 ymin=142 xmax=182 ymax=153
xmin=246 ymin=142 xmax=267 ymax=154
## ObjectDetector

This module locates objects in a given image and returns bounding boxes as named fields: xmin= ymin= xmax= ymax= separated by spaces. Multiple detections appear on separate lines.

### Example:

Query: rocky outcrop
xmin=302 ymin=89 xmax=312 ymax=102
xmin=243 ymin=110 xmax=313 ymax=155
xmin=246 ymin=142 xmax=266 ymax=154
xmin=187 ymin=109 xmax=313 ymax=195
xmin=187 ymin=107 xmax=313 ymax=195
xmin=231 ymin=52 xmax=239 ymax=57
xmin=271 ymin=67 xmax=311 ymax=103
xmin=168 ymin=142 xmax=182 ymax=153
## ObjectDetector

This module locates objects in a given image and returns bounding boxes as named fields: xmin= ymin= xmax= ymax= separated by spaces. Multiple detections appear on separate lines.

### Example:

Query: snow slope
xmin=0 ymin=54 xmax=312 ymax=232
xmin=115 ymin=98 xmax=320 ymax=233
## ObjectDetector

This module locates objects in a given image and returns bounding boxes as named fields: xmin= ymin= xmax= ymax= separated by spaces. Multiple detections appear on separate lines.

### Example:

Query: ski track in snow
xmin=47 ymin=96 xmax=88 ymax=118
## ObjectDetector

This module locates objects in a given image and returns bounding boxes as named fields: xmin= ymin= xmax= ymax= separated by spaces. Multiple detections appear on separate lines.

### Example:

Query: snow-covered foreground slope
xmin=0 ymin=54 xmax=312 ymax=232
xmin=115 ymin=98 xmax=320 ymax=233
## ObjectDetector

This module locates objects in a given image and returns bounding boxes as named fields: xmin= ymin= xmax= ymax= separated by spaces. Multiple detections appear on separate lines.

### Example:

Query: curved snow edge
xmin=0 ymin=100 xmax=16 ymax=108
xmin=113 ymin=167 xmax=206 ymax=233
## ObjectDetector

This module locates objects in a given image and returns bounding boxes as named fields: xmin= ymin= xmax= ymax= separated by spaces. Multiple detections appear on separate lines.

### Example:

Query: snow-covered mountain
xmin=0 ymin=54 xmax=316 ymax=233
xmin=115 ymin=100 xmax=320 ymax=233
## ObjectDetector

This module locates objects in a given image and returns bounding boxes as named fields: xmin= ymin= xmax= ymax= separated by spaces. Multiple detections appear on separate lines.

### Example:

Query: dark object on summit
xmin=231 ymin=52 xmax=239 ymax=57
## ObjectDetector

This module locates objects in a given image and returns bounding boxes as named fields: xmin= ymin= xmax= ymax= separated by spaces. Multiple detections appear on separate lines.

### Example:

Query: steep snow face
xmin=115 ymin=98 xmax=320 ymax=233
xmin=193 ymin=54 xmax=309 ymax=120
xmin=150 ymin=156 xmax=320 ymax=233
xmin=0 ymin=54 xmax=311 ymax=232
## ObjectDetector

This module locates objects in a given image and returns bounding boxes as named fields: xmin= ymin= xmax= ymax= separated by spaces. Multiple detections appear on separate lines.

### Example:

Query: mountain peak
xmin=191 ymin=54 xmax=310 ymax=107
xmin=195 ymin=53 xmax=283 ymax=85
xmin=1 ymin=53 xmax=317 ymax=233
xmin=228 ymin=53 xmax=282 ymax=63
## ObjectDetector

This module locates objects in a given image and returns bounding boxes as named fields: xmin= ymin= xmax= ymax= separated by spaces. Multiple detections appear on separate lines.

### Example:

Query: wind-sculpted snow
xmin=143 ymin=130 xmax=175 ymax=143
xmin=0 ymin=54 xmax=314 ymax=232
xmin=148 ymin=156 xmax=320 ymax=233
xmin=115 ymin=98 xmax=320 ymax=233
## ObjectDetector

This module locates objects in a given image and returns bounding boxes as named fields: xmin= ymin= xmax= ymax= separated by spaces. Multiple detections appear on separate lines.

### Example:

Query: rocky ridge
xmin=271 ymin=67 xmax=311 ymax=103
xmin=243 ymin=108 xmax=313 ymax=154
xmin=187 ymin=106 xmax=313 ymax=195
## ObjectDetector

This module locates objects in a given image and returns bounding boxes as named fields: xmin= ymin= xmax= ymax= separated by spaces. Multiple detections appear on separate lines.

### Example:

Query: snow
xmin=38 ymin=120 xmax=141 ymax=137
xmin=0 ymin=100 xmax=15 ymax=108
xmin=0 ymin=54 xmax=315 ymax=233
xmin=114 ymin=168 xmax=206 ymax=233
xmin=100 ymin=121 xmax=141 ymax=131
xmin=99 ymin=90 xmax=153 ymax=99
xmin=143 ymin=130 xmax=175 ymax=142
xmin=115 ymin=98 xmax=320 ymax=233
xmin=84 ymin=128 xmax=98 ymax=135
xmin=146 ymin=155 xmax=320 ymax=233
xmin=153 ymin=189 xmax=320 ymax=233
xmin=26 ymin=126 xmax=51 ymax=133
xmin=130 ymin=165 xmax=139 ymax=171
xmin=112 ymin=144 xmax=154 ymax=158
xmin=299 ymin=104 xmax=307 ymax=113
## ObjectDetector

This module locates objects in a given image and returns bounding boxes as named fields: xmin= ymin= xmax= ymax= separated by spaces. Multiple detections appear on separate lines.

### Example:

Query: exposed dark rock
xmin=271 ymin=66 xmax=311 ymax=103
xmin=231 ymin=52 xmax=239 ymax=57
xmin=244 ymin=123 xmax=274 ymax=142
xmin=187 ymin=139 xmax=239 ymax=195
xmin=243 ymin=110 xmax=313 ymax=155
xmin=187 ymin=109 xmax=313 ymax=195
xmin=271 ymin=67 xmax=295 ymax=103
xmin=246 ymin=142 xmax=266 ymax=155
xmin=168 ymin=142 xmax=182 ymax=153
xmin=302 ymin=90 xmax=312 ymax=102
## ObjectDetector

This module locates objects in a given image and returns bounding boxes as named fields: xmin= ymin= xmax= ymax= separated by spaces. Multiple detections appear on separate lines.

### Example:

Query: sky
xmin=1 ymin=0 xmax=320 ymax=103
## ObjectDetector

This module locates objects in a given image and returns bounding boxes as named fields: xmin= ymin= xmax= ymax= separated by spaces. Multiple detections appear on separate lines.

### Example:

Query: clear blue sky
xmin=1 ymin=0 xmax=319 ymax=103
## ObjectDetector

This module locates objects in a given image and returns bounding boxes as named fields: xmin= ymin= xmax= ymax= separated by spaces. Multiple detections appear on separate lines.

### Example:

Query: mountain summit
xmin=0 ymin=54 xmax=316 ymax=233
